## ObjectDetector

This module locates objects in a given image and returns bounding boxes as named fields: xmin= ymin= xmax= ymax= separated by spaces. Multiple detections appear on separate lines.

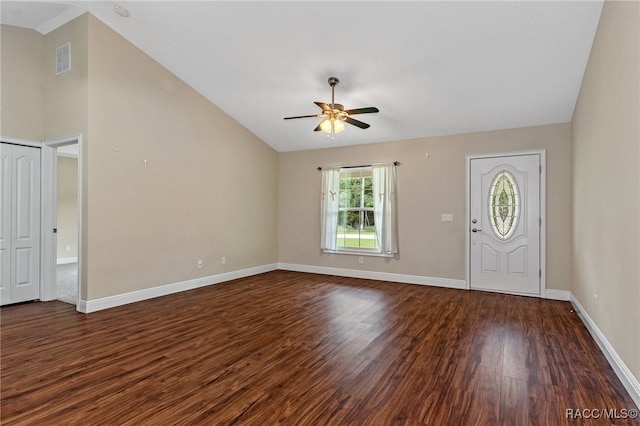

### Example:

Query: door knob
xmin=472 ymin=228 xmax=481 ymax=233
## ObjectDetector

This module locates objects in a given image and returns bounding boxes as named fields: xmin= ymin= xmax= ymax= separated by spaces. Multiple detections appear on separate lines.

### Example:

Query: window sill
xmin=322 ymin=249 xmax=395 ymax=258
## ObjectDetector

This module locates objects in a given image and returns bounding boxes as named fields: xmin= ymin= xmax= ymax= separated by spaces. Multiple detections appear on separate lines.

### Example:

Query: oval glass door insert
xmin=489 ymin=171 xmax=520 ymax=240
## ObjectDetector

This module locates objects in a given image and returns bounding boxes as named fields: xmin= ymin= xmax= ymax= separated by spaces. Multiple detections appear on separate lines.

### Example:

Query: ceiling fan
xmin=284 ymin=77 xmax=379 ymax=138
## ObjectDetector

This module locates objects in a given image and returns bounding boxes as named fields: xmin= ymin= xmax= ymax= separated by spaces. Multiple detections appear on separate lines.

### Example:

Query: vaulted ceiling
xmin=1 ymin=1 xmax=603 ymax=152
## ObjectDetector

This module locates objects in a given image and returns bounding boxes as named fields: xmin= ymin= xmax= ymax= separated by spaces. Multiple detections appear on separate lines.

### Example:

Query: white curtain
xmin=320 ymin=168 xmax=340 ymax=251
xmin=372 ymin=163 xmax=398 ymax=255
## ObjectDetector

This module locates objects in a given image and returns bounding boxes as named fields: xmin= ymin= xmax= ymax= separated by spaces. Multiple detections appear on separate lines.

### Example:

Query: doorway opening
xmin=42 ymin=135 xmax=83 ymax=310
xmin=55 ymin=145 xmax=78 ymax=304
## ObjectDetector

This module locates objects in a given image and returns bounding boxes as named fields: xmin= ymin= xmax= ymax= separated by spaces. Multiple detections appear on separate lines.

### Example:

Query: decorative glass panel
xmin=489 ymin=171 xmax=520 ymax=240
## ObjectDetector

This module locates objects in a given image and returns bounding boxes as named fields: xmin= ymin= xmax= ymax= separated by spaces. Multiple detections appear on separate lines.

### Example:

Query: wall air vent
xmin=56 ymin=42 xmax=71 ymax=75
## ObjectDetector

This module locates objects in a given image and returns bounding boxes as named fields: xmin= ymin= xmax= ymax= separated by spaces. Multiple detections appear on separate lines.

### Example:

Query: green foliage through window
xmin=337 ymin=168 xmax=379 ymax=249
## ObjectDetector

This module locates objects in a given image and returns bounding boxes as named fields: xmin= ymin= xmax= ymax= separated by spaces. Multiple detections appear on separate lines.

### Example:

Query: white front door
xmin=0 ymin=143 xmax=41 ymax=305
xmin=469 ymin=154 xmax=540 ymax=296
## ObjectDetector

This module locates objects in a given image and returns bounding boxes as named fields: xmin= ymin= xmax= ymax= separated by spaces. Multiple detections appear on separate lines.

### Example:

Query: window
xmin=321 ymin=163 xmax=398 ymax=256
xmin=337 ymin=168 xmax=379 ymax=250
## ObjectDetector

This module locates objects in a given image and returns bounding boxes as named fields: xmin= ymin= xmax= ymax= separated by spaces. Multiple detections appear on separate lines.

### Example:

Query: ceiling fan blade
xmin=284 ymin=114 xmax=322 ymax=120
xmin=345 ymin=117 xmax=370 ymax=129
xmin=313 ymin=120 xmax=326 ymax=132
xmin=345 ymin=107 xmax=379 ymax=115
xmin=314 ymin=102 xmax=333 ymax=112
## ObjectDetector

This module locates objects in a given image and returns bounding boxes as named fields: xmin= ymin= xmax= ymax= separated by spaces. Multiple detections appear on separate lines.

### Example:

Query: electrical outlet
xmin=593 ymin=294 xmax=597 ymax=308
xmin=221 ymin=257 xmax=226 ymax=265
xmin=65 ymin=245 xmax=71 ymax=252
xmin=442 ymin=213 xmax=453 ymax=222
xmin=197 ymin=260 xmax=203 ymax=269
xmin=358 ymin=256 xmax=364 ymax=265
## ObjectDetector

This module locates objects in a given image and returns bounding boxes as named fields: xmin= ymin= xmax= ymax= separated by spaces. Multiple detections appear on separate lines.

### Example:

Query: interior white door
xmin=0 ymin=143 xmax=41 ymax=305
xmin=469 ymin=154 xmax=540 ymax=295
xmin=0 ymin=147 xmax=11 ymax=302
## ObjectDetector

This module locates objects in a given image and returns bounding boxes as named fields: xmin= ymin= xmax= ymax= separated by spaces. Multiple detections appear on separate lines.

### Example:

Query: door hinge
xmin=539 ymin=269 xmax=542 ymax=278
xmin=539 ymin=217 xmax=542 ymax=226
xmin=53 ymin=228 xmax=57 ymax=233
xmin=539 ymin=165 xmax=542 ymax=174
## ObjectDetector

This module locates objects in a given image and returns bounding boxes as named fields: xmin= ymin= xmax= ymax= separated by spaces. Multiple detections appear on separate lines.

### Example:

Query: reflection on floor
xmin=56 ymin=262 xmax=77 ymax=305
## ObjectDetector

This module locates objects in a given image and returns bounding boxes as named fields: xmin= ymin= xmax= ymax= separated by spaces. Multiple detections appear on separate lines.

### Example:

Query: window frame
xmin=336 ymin=167 xmax=379 ymax=253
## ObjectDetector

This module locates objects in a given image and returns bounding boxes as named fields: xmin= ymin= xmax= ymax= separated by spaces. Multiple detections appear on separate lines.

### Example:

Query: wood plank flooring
xmin=1 ymin=271 xmax=638 ymax=425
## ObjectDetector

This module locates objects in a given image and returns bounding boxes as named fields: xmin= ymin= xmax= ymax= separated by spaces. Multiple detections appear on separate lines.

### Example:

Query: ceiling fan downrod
xmin=328 ymin=76 xmax=339 ymax=108
xmin=328 ymin=77 xmax=339 ymax=138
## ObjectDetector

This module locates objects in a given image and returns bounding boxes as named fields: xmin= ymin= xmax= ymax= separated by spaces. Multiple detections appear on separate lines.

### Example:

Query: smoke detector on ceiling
xmin=114 ymin=5 xmax=130 ymax=17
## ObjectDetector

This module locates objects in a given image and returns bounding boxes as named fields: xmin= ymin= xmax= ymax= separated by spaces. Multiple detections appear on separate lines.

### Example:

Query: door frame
xmin=465 ymin=150 xmax=546 ymax=297
xmin=42 ymin=134 xmax=83 ymax=310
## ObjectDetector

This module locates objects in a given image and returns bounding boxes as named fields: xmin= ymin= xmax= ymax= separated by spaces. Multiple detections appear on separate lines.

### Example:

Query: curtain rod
xmin=317 ymin=161 xmax=400 ymax=171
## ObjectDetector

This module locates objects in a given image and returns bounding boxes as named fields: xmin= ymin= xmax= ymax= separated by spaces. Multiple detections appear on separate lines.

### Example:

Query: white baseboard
xmin=57 ymin=257 xmax=78 ymax=265
xmin=277 ymin=262 xmax=467 ymax=290
xmin=544 ymin=288 xmax=571 ymax=301
xmin=570 ymin=294 xmax=640 ymax=408
xmin=77 ymin=263 xmax=278 ymax=313
xmin=75 ymin=261 xmax=570 ymax=313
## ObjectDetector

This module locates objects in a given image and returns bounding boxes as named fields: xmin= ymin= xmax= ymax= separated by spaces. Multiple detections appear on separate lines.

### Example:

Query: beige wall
xmin=1 ymin=25 xmax=45 ymax=141
xmin=85 ymin=16 xmax=278 ymax=299
xmin=56 ymin=156 xmax=78 ymax=259
xmin=279 ymin=123 xmax=572 ymax=291
xmin=2 ymin=16 xmax=279 ymax=301
xmin=43 ymin=14 xmax=90 ymax=298
xmin=44 ymin=14 xmax=88 ymax=141
xmin=572 ymin=0 xmax=640 ymax=381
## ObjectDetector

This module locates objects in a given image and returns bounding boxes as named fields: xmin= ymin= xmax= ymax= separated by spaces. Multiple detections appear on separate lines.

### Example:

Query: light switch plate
xmin=442 ymin=213 xmax=453 ymax=222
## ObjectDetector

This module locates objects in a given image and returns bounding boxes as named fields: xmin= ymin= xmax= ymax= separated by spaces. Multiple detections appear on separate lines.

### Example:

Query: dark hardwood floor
xmin=1 ymin=271 xmax=638 ymax=425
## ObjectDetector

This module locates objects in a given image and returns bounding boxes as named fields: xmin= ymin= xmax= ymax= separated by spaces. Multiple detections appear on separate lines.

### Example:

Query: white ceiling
xmin=1 ymin=1 xmax=603 ymax=152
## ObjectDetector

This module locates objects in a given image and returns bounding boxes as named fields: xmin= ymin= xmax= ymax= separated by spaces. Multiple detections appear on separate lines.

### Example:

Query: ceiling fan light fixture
xmin=319 ymin=118 xmax=345 ymax=134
